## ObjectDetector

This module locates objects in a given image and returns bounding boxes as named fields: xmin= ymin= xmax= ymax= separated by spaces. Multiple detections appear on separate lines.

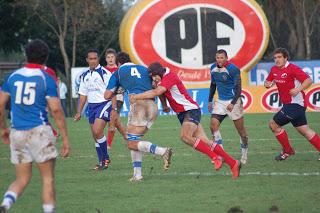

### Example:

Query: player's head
xmin=273 ymin=47 xmax=289 ymax=68
xmin=148 ymin=62 xmax=166 ymax=82
xmin=215 ymin=49 xmax=228 ymax=68
xmin=86 ymin=49 xmax=99 ymax=70
xmin=25 ymin=39 xmax=49 ymax=65
xmin=105 ymin=48 xmax=117 ymax=67
xmin=116 ymin=52 xmax=131 ymax=66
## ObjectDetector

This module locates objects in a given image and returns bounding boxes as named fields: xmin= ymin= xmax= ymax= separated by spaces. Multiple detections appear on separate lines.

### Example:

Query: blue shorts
xmin=88 ymin=101 xmax=112 ymax=124
xmin=273 ymin=104 xmax=307 ymax=127
xmin=177 ymin=109 xmax=201 ymax=125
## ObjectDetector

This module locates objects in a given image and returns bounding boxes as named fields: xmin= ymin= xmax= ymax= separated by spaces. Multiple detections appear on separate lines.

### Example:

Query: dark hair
xmin=87 ymin=49 xmax=99 ymax=57
xmin=216 ymin=49 xmax=228 ymax=57
xmin=116 ymin=52 xmax=131 ymax=65
xmin=105 ymin=48 xmax=117 ymax=57
xmin=273 ymin=47 xmax=290 ymax=59
xmin=25 ymin=39 xmax=49 ymax=64
xmin=148 ymin=62 xmax=166 ymax=77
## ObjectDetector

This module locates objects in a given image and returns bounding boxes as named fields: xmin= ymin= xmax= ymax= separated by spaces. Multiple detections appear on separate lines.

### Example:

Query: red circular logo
xmin=261 ymin=88 xmax=282 ymax=112
xmin=306 ymin=87 xmax=320 ymax=111
xmin=120 ymin=0 xmax=269 ymax=87
xmin=241 ymin=89 xmax=253 ymax=111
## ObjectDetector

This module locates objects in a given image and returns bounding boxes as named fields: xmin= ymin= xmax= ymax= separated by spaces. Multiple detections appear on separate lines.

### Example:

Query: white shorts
xmin=212 ymin=98 xmax=243 ymax=121
xmin=128 ymin=99 xmax=158 ymax=129
xmin=10 ymin=125 xmax=58 ymax=164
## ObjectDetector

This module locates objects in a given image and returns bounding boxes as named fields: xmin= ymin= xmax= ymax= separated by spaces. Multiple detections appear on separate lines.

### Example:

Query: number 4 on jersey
xmin=131 ymin=67 xmax=141 ymax=78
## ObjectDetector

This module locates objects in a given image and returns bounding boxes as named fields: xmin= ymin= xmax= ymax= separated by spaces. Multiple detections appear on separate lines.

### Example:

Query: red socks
xmin=309 ymin=134 xmax=320 ymax=151
xmin=275 ymin=129 xmax=294 ymax=153
xmin=193 ymin=139 xmax=217 ymax=160
xmin=211 ymin=143 xmax=237 ymax=168
xmin=107 ymin=130 xmax=115 ymax=147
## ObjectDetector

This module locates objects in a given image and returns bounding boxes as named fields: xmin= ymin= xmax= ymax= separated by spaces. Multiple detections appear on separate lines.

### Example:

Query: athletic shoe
xmin=161 ymin=148 xmax=172 ymax=171
xmin=0 ymin=206 xmax=7 ymax=213
xmin=92 ymin=163 xmax=106 ymax=171
xmin=129 ymin=175 xmax=143 ymax=182
xmin=275 ymin=150 xmax=295 ymax=161
xmin=104 ymin=159 xmax=111 ymax=169
xmin=240 ymin=144 xmax=248 ymax=164
xmin=231 ymin=160 xmax=241 ymax=179
xmin=212 ymin=157 xmax=222 ymax=170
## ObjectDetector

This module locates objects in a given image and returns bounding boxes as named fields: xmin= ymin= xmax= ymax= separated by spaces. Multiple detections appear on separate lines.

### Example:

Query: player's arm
xmin=208 ymin=81 xmax=216 ymax=112
xmin=231 ymin=76 xmax=242 ymax=105
xmin=131 ymin=86 xmax=167 ymax=103
xmin=104 ymin=72 xmax=118 ymax=100
xmin=289 ymin=75 xmax=312 ymax=96
xmin=159 ymin=94 xmax=170 ymax=113
xmin=264 ymin=69 xmax=274 ymax=88
xmin=47 ymin=97 xmax=70 ymax=157
xmin=0 ymin=91 xmax=10 ymax=144
xmin=74 ymin=94 xmax=87 ymax=121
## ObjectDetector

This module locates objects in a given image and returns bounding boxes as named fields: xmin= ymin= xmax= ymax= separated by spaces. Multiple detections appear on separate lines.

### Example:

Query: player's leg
xmin=270 ymin=105 xmax=295 ymax=161
xmin=0 ymin=163 xmax=32 ymax=211
xmin=292 ymin=108 xmax=320 ymax=159
xmin=229 ymin=99 xmax=249 ymax=164
xmin=233 ymin=117 xmax=249 ymax=164
xmin=106 ymin=113 xmax=116 ymax=149
xmin=36 ymin=159 xmax=56 ymax=213
xmin=211 ymin=100 xmax=228 ymax=148
xmin=1 ymin=129 xmax=33 ymax=211
xmin=91 ymin=118 xmax=109 ymax=170
xmin=179 ymin=109 xmax=240 ymax=178
xmin=115 ymin=100 xmax=127 ymax=140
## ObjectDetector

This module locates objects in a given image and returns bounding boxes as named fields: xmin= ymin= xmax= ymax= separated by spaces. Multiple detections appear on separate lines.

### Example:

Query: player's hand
xmin=1 ymin=128 xmax=10 ymax=145
xmin=163 ymin=106 xmax=170 ymax=113
xmin=227 ymin=103 xmax=234 ymax=112
xmin=264 ymin=81 xmax=274 ymax=88
xmin=73 ymin=112 xmax=81 ymax=122
xmin=208 ymin=102 xmax=213 ymax=112
xmin=289 ymin=88 xmax=301 ymax=97
xmin=60 ymin=139 xmax=70 ymax=158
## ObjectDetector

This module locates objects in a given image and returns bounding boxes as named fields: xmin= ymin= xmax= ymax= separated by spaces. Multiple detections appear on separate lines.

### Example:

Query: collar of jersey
xmin=25 ymin=63 xmax=43 ymax=69
xmin=119 ymin=62 xmax=135 ymax=68
xmin=163 ymin=67 xmax=170 ymax=77
xmin=88 ymin=64 xmax=101 ymax=71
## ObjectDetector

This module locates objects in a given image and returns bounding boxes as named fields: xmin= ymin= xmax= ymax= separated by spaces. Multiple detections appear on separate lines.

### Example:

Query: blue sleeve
xmin=45 ymin=75 xmax=58 ymax=97
xmin=210 ymin=64 xmax=216 ymax=83
xmin=229 ymin=65 xmax=240 ymax=84
xmin=106 ymin=71 xmax=119 ymax=92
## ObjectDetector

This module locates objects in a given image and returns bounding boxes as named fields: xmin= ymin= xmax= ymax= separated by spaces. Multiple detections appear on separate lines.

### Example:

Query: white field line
xmin=0 ymin=150 xmax=318 ymax=161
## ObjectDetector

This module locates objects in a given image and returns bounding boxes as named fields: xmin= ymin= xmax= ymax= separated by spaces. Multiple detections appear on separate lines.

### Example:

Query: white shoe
xmin=240 ymin=146 xmax=248 ymax=164
xmin=161 ymin=148 xmax=173 ymax=171
xmin=129 ymin=175 xmax=143 ymax=182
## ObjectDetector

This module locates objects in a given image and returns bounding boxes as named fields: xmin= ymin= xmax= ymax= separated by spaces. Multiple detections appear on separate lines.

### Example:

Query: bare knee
xmin=92 ymin=129 xmax=103 ymax=140
xmin=210 ymin=120 xmax=220 ymax=132
xmin=180 ymin=132 xmax=194 ymax=145
xmin=269 ymin=120 xmax=282 ymax=134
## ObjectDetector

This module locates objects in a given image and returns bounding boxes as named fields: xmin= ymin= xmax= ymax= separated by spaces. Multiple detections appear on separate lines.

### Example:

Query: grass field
xmin=1 ymin=113 xmax=320 ymax=213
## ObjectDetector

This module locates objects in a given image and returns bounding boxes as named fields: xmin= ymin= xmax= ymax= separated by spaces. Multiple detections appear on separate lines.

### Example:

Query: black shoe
xmin=0 ymin=206 xmax=8 ymax=213
xmin=275 ymin=150 xmax=295 ymax=161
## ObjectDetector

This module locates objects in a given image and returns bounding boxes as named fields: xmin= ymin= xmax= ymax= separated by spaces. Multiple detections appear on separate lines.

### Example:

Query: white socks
xmin=137 ymin=141 xmax=166 ymax=155
xmin=131 ymin=150 xmax=143 ymax=177
xmin=1 ymin=191 xmax=17 ymax=210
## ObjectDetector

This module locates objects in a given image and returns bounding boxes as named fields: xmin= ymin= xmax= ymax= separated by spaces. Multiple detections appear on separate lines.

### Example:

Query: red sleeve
xmin=44 ymin=67 xmax=58 ymax=83
xmin=292 ymin=64 xmax=309 ymax=83
xmin=159 ymin=73 xmax=176 ymax=90
xmin=266 ymin=67 xmax=274 ymax=82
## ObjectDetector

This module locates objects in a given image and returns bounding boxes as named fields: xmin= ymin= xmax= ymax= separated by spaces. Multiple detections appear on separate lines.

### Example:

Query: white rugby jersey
xmin=78 ymin=65 xmax=112 ymax=103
